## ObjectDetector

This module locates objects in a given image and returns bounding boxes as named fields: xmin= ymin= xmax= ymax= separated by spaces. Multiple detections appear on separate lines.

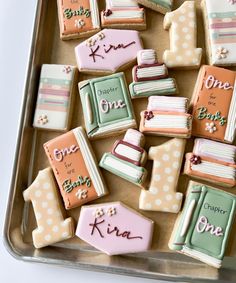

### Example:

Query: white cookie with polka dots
xmin=23 ymin=168 xmax=75 ymax=248
xmin=139 ymin=138 xmax=186 ymax=213
xmin=163 ymin=1 xmax=202 ymax=69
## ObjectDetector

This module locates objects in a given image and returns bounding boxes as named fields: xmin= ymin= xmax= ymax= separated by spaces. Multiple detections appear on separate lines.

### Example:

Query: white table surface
xmin=0 ymin=1 xmax=173 ymax=282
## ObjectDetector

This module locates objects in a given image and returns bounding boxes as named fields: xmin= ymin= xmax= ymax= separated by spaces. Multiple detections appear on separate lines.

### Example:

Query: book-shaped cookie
xmin=139 ymin=138 xmax=185 ymax=213
xmin=169 ymin=181 xmax=236 ymax=268
xmin=191 ymin=65 xmax=236 ymax=143
xmin=101 ymin=0 xmax=146 ymax=30
xmin=76 ymin=202 xmax=154 ymax=255
xmin=129 ymin=49 xmax=178 ymax=98
xmin=100 ymin=129 xmax=147 ymax=187
xmin=57 ymin=0 xmax=100 ymax=40
xmin=33 ymin=64 xmax=77 ymax=131
xmin=184 ymin=138 xmax=236 ymax=188
xmin=202 ymin=0 xmax=236 ymax=66
xmin=44 ymin=127 xmax=108 ymax=210
xmin=140 ymin=96 xmax=192 ymax=138
xmin=23 ymin=168 xmax=75 ymax=248
xmin=137 ymin=0 xmax=173 ymax=14
xmin=79 ymin=73 xmax=137 ymax=139
xmin=75 ymin=29 xmax=143 ymax=75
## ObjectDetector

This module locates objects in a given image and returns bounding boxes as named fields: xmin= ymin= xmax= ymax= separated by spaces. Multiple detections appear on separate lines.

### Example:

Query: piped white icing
xmin=115 ymin=144 xmax=141 ymax=162
xmin=137 ymin=49 xmax=157 ymax=65
xmin=104 ymin=10 xmax=144 ymax=19
xmin=180 ymin=199 xmax=196 ymax=237
xmin=145 ymin=115 xmax=189 ymax=129
xmin=133 ymin=80 xmax=175 ymax=94
xmin=136 ymin=65 xmax=166 ymax=79
xmin=108 ymin=0 xmax=139 ymax=8
xmin=90 ymin=0 xmax=100 ymax=28
xmin=225 ymin=80 xmax=236 ymax=142
xmin=147 ymin=96 xmax=188 ymax=113
xmin=85 ymin=92 xmax=93 ymax=124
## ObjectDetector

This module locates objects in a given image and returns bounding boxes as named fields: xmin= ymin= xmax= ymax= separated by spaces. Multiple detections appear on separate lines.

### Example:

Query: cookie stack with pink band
xmin=139 ymin=96 xmax=192 ymax=138
xmin=99 ymin=129 xmax=148 ymax=187
xmin=129 ymin=49 xmax=178 ymax=98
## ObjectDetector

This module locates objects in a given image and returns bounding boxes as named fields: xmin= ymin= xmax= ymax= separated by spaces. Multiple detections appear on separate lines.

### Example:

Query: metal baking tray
xmin=4 ymin=0 xmax=236 ymax=281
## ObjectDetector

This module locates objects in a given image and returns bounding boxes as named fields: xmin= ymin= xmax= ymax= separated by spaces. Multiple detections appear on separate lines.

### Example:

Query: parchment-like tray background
xmin=22 ymin=0 xmax=236 ymax=258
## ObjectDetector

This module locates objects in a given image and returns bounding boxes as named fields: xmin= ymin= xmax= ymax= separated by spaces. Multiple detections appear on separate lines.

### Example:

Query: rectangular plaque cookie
xmin=169 ymin=181 xmax=236 ymax=268
xmin=191 ymin=65 xmax=236 ymax=143
xmin=44 ymin=127 xmax=108 ymax=209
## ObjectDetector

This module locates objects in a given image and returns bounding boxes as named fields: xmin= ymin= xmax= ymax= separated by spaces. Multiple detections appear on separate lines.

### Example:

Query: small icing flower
xmin=103 ymin=9 xmax=113 ymax=17
xmin=190 ymin=155 xmax=201 ymax=165
xmin=63 ymin=65 xmax=72 ymax=74
xmin=37 ymin=114 xmax=48 ymax=125
xmin=216 ymin=47 xmax=228 ymax=60
xmin=75 ymin=189 xmax=88 ymax=200
xmin=107 ymin=207 xmax=116 ymax=217
xmin=97 ymin=32 xmax=105 ymax=40
xmin=94 ymin=208 xmax=104 ymax=218
xmin=228 ymin=0 xmax=236 ymax=4
xmin=75 ymin=19 xmax=85 ymax=29
xmin=205 ymin=122 xmax=217 ymax=134
xmin=144 ymin=111 xmax=154 ymax=121
xmin=86 ymin=37 xmax=96 ymax=47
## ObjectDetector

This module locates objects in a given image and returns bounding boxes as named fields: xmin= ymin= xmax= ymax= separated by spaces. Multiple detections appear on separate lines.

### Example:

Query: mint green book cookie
xmin=79 ymin=72 xmax=137 ymax=139
xmin=169 ymin=181 xmax=236 ymax=268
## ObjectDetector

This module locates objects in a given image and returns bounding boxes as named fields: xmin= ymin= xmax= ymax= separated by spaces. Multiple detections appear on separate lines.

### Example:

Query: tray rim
xmin=3 ymin=1 xmax=236 ymax=282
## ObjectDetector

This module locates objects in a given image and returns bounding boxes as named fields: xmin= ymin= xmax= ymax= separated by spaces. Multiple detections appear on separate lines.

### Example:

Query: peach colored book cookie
xmin=184 ymin=138 xmax=236 ymax=188
xmin=57 ymin=0 xmax=100 ymax=40
xmin=139 ymin=138 xmax=185 ymax=213
xmin=101 ymin=0 xmax=146 ymax=30
xmin=44 ymin=127 xmax=108 ymax=210
xmin=23 ymin=168 xmax=75 ymax=248
xmin=163 ymin=1 xmax=202 ymax=69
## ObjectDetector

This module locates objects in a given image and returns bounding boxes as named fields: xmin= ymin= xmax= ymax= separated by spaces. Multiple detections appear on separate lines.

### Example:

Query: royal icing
xmin=184 ymin=138 xmax=236 ymax=187
xmin=137 ymin=49 xmax=157 ymax=65
xmin=169 ymin=182 xmax=236 ymax=268
xmin=202 ymin=0 xmax=236 ymax=66
xmin=137 ymin=0 xmax=173 ymax=14
xmin=79 ymin=73 xmax=137 ymax=139
xmin=57 ymin=0 xmax=100 ymax=39
xmin=100 ymin=129 xmax=147 ymax=186
xmin=101 ymin=0 xmax=145 ymax=28
xmin=76 ymin=202 xmax=154 ymax=255
xmin=75 ymin=29 xmax=143 ymax=74
xmin=139 ymin=138 xmax=185 ymax=213
xmin=140 ymin=96 xmax=192 ymax=138
xmin=163 ymin=1 xmax=202 ymax=69
xmin=23 ymin=168 xmax=75 ymax=248
xmin=33 ymin=64 xmax=76 ymax=131
xmin=44 ymin=127 xmax=108 ymax=209
xmin=191 ymin=65 xmax=236 ymax=143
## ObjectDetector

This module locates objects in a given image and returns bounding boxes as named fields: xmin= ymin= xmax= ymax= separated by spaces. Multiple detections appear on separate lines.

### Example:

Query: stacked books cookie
xmin=100 ymin=129 xmax=148 ymax=187
xmin=129 ymin=49 xmax=178 ymax=98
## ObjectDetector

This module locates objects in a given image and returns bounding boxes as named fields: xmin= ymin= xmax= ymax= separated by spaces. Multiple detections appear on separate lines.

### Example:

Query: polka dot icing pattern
xmin=163 ymin=1 xmax=202 ymax=69
xmin=23 ymin=168 xmax=75 ymax=248
xmin=76 ymin=202 xmax=154 ymax=255
xmin=139 ymin=138 xmax=186 ymax=213
xmin=75 ymin=29 xmax=143 ymax=74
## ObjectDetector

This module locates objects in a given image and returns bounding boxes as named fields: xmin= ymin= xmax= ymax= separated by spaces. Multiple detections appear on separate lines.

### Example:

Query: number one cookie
xmin=163 ymin=1 xmax=202 ymax=69
xmin=23 ymin=168 xmax=74 ymax=248
xmin=139 ymin=139 xmax=186 ymax=213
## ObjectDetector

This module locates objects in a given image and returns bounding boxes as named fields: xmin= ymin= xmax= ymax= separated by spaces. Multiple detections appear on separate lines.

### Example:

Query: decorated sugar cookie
xmin=184 ymin=138 xmax=236 ymax=188
xmin=101 ymin=0 xmax=146 ymax=30
xmin=139 ymin=138 xmax=185 ymax=213
xmin=76 ymin=202 xmax=154 ymax=255
xmin=44 ymin=127 xmax=108 ymax=209
xmin=79 ymin=73 xmax=137 ymax=139
xmin=129 ymin=49 xmax=178 ymax=98
xmin=23 ymin=168 xmax=75 ymax=248
xmin=57 ymin=0 xmax=100 ymax=40
xmin=202 ymin=0 xmax=236 ymax=66
xmin=163 ymin=1 xmax=202 ymax=69
xmin=33 ymin=64 xmax=77 ymax=131
xmin=139 ymin=96 xmax=192 ymax=138
xmin=75 ymin=29 xmax=143 ymax=75
xmin=100 ymin=129 xmax=147 ymax=187
xmin=169 ymin=181 xmax=236 ymax=268
xmin=137 ymin=0 xmax=174 ymax=14
xmin=191 ymin=65 xmax=236 ymax=143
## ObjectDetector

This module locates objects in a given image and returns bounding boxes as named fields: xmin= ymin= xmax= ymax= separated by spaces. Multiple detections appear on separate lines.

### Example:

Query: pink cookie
xmin=75 ymin=29 xmax=143 ymax=75
xmin=76 ymin=202 xmax=154 ymax=255
xmin=137 ymin=49 xmax=157 ymax=66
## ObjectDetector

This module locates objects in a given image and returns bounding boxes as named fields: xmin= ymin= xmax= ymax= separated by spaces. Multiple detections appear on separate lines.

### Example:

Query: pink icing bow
xmin=190 ymin=155 xmax=201 ymax=165
xmin=144 ymin=111 xmax=154 ymax=121
xmin=103 ymin=9 xmax=113 ymax=17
